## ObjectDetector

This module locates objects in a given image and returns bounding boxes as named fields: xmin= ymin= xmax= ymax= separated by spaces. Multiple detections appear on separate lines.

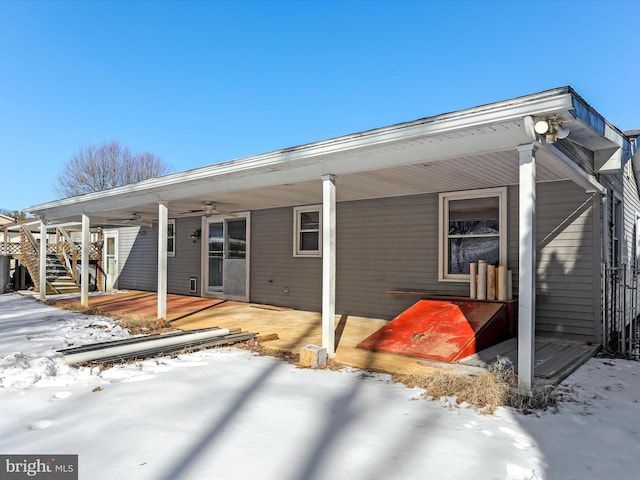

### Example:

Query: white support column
xmin=81 ymin=214 xmax=90 ymax=308
xmin=157 ymin=202 xmax=168 ymax=323
xmin=39 ymin=221 xmax=47 ymax=301
xmin=517 ymin=144 xmax=537 ymax=395
xmin=322 ymin=174 xmax=337 ymax=356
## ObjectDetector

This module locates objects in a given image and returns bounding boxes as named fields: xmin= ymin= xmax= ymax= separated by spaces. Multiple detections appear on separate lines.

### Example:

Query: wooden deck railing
xmin=56 ymin=228 xmax=80 ymax=281
xmin=0 ymin=242 xmax=20 ymax=255
xmin=3 ymin=226 xmax=104 ymax=292
xmin=19 ymin=226 xmax=45 ymax=291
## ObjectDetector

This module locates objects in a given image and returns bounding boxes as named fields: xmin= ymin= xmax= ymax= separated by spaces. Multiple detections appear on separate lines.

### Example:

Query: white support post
xmin=322 ymin=174 xmax=337 ymax=356
xmin=517 ymin=144 xmax=537 ymax=395
xmin=39 ymin=221 xmax=47 ymax=301
xmin=157 ymin=202 xmax=168 ymax=323
xmin=81 ymin=214 xmax=90 ymax=308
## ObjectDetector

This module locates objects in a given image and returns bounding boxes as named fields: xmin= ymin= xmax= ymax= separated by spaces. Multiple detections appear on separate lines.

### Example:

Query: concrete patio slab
xmin=47 ymin=290 xmax=485 ymax=377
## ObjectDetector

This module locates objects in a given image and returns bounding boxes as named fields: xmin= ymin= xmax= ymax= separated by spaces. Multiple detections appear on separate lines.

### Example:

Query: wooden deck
xmin=459 ymin=337 xmax=600 ymax=386
xmin=48 ymin=290 xmax=599 ymax=383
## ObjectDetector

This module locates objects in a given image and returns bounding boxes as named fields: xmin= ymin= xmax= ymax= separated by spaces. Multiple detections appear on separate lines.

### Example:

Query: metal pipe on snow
xmin=62 ymin=328 xmax=231 ymax=365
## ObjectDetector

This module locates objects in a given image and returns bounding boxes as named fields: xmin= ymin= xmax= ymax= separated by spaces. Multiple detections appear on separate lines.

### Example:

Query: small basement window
xmin=293 ymin=205 xmax=322 ymax=257
xmin=167 ymin=219 xmax=176 ymax=257
xmin=439 ymin=187 xmax=507 ymax=281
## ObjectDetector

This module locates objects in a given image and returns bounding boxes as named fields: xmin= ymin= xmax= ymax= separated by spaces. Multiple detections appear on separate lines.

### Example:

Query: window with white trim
xmin=635 ymin=213 xmax=640 ymax=268
xmin=293 ymin=205 xmax=322 ymax=257
xmin=167 ymin=219 xmax=176 ymax=257
xmin=439 ymin=188 xmax=507 ymax=281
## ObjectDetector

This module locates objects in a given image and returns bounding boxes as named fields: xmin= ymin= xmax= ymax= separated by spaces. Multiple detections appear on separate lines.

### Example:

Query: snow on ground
xmin=0 ymin=293 xmax=638 ymax=480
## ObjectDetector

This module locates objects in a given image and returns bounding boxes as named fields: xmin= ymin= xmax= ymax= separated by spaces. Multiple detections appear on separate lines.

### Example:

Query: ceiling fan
xmin=106 ymin=213 xmax=141 ymax=222
xmin=180 ymin=202 xmax=237 ymax=217
xmin=105 ymin=213 xmax=153 ymax=226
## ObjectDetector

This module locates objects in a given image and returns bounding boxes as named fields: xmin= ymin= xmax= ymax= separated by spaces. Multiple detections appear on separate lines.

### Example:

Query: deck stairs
xmin=45 ymin=253 xmax=81 ymax=294
xmin=4 ymin=224 xmax=102 ymax=294
xmin=18 ymin=226 xmax=81 ymax=295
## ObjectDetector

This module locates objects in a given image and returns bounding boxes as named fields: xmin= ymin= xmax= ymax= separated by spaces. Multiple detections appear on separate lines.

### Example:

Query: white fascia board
xmin=29 ymin=92 xmax=574 ymax=220
xmin=595 ymin=147 xmax=622 ymax=174
xmin=40 ymin=125 xmax=537 ymax=221
xmin=594 ymin=123 xmax=628 ymax=173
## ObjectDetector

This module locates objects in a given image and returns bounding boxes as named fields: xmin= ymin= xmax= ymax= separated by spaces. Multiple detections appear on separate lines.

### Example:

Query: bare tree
xmin=54 ymin=141 xmax=172 ymax=198
xmin=0 ymin=209 xmax=30 ymax=221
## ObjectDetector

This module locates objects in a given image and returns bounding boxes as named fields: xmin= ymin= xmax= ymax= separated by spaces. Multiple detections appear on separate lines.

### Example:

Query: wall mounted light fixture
xmin=533 ymin=118 xmax=570 ymax=144
xmin=190 ymin=228 xmax=201 ymax=243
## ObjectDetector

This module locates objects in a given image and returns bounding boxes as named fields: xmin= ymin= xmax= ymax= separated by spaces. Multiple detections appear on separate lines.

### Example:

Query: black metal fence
xmin=603 ymin=265 xmax=640 ymax=359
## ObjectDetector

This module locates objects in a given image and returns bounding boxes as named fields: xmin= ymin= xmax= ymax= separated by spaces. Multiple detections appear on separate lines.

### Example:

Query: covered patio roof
xmin=26 ymin=86 xmax=628 ymax=226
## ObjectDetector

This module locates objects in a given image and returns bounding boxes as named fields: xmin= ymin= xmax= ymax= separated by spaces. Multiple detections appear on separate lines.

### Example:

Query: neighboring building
xmin=26 ymin=86 xmax=640 ymax=392
xmin=0 ymin=214 xmax=16 ymax=250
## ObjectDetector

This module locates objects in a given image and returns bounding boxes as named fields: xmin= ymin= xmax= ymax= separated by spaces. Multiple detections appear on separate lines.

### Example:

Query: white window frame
xmin=167 ymin=219 xmax=176 ymax=257
xmin=635 ymin=212 xmax=640 ymax=269
xmin=293 ymin=205 xmax=322 ymax=257
xmin=438 ymin=187 xmax=507 ymax=282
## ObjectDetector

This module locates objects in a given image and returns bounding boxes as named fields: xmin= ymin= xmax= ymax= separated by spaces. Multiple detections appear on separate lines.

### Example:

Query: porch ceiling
xmin=44 ymin=146 xmax=571 ymax=227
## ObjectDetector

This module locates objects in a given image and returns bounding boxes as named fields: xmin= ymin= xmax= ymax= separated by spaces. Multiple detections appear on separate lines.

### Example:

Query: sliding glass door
xmin=205 ymin=214 xmax=249 ymax=300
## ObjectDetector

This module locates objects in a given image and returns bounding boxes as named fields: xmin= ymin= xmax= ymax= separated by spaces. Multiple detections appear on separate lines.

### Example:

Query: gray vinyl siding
xmin=117 ymin=226 xmax=157 ymax=291
xmin=532 ymin=182 xmax=597 ymax=342
xmin=117 ymin=218 xmax=202 ymax=295
xmin=111 ymin=181 xmax=600 ymax=343
xmin=251 ymin=181 xmax=598 ymax=342
xmin=251 ymin=195 xmax=468 ymax=315
xmin=167 ymin=217 xmax=202 ymax=296
xmin=334 ymin=195 xmax=442 ymax=317
xmin=556 ymin=139 xmax=594 ymax=175
xmin=623 ymin=161 xmax=640 ymax=267
xmin=251 ymin=208 xmax=323 ymax=311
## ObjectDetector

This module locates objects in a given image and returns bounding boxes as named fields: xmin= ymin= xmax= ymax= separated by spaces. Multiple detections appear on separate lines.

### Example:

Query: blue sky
xmin=1 ymin=0 xmax=638 ymax=211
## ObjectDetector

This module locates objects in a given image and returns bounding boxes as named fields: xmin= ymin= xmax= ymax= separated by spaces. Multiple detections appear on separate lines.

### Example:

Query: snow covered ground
xmin=0 ymin=292 xmax=638 ymax=480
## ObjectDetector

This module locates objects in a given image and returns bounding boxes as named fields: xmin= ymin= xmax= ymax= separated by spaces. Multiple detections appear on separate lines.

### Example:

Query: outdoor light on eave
xmin=555 ymin=123 xmax=570 ymax=139
xmin=190 ymin=228 xmax=201 ymax=243
xmin=533 ymin=118 xmax=570 ymax=144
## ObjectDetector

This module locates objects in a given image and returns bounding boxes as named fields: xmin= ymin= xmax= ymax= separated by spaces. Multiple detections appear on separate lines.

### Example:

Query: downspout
xmin=629 ymin=133 xmax=640 ymax=201
xmin=602 ymin=193 xmax=610 ymax=269
xmin=601 ymin=192 xmax=610 ymax=351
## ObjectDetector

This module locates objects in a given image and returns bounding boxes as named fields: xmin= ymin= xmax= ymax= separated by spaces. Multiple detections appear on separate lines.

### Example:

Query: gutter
xmin=629 ymin=131 xmax=640 ymax=196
